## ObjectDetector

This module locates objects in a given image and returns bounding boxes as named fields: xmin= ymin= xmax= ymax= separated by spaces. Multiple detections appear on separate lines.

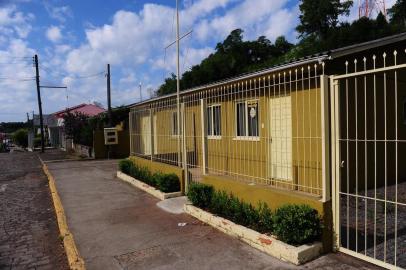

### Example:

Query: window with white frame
xmin=171 ymin=112 xmax=179 ymax=136
xmin=236 ymin=100 xmax=259 ymax=137
xmin=207 ymin=105 xmax=221 ymax=137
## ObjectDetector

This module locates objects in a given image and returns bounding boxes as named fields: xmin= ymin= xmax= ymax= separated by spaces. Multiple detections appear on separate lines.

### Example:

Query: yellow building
xmin=128 ymin=34 xmax=406 ymax=269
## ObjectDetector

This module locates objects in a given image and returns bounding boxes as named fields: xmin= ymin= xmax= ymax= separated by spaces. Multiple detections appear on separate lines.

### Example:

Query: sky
xmin=0 ymin=0 xmax=397 ymax=122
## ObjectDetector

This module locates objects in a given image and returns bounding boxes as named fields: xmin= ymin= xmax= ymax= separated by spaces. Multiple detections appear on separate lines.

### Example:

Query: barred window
xmin=236 ymin=100 xmax=259 ymax=138
xmin=207 ymin=105 xmax=221 ymax=137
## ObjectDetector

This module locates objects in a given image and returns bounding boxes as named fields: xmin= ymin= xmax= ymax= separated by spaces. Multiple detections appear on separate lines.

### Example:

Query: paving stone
xmin=0 ymin=152 xmax=69 ymax=269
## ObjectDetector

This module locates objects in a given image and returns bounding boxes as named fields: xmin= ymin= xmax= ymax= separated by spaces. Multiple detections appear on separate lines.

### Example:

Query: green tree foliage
xmin=157 ymin=29 xmax=293 ymax=96
xmin=156 ymin=0 xmax=406 ymax=96
xmin=296 ymin=0 xmax=352 ymax=38
xmin=12 ymin=128 xmax=28 ymax=147
xmin=88 ymin=106 xmax=130 ymax=130
xmin=389 ymin=0 xmax=406 ymax=27
xmin=63 ymin=112 xmax=93 ymax=146
xmin=0 ymin=122 xmax=28 ymax=133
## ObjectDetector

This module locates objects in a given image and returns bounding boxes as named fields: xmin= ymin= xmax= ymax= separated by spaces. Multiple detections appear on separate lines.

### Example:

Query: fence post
xmin=200 ymin=99 xmax=208 ymax=175
xmin=129 ymin=111 xmax=133 ymax=156
xmin=321 ymin=75 xmax=331 ymax=202
xmin=150 ymin=109 xmax=154 ymax=161
xmin=181 ymin=103 xmax=189 ymax=193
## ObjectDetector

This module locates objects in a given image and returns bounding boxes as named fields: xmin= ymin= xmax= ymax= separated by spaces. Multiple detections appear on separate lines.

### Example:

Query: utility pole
xmin=107 ymin=64 xmax=112 ymax=126
xmin=34 ymin=54 xmax=45 ymax=153
xmin=176 ymin=0 xmax=181 ymax=167
xmin=165 ymin=0 xmax=192 ymax=167
xmin=139 ymin=82 xmax=142 ymax=101
xmin=26 ymin=112 xmax=29 ymax=123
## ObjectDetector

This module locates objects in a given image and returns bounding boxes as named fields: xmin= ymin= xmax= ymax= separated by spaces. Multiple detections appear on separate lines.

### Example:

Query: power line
xmin=39 ymin=66 xmax=105 ymax=80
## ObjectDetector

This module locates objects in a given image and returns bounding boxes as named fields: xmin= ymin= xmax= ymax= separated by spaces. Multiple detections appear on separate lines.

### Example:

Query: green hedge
xmin=119 ymin=159 xmax=180 ymax=193
xmin=187 ymin=182 xmax=321 ymax=245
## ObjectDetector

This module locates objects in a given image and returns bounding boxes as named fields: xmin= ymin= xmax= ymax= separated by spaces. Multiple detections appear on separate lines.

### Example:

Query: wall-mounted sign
xmin=249 ymin=107 xmax=256 ymax=118
xmin=104 ymin=127 xmax=118 ymax=145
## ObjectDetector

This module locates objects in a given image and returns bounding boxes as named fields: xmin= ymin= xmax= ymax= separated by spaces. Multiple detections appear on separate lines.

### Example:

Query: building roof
xmin=128 ymin=32 xmax=406 ymax=108
xmin=53 ymin=103 xmax=106 ymax=118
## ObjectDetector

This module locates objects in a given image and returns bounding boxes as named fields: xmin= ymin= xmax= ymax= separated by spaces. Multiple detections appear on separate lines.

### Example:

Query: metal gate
xmin=331 ymin=50 xmax=406 ymax=269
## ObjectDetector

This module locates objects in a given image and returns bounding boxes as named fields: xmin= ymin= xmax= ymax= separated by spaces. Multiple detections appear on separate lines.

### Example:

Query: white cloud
xmin=0 ymin=0 xmax=301 ymax=121
xmin=46 ymin=26 xmax=62 ymax=43
xmin=0 ymin=5 xmax=34 ymax=38
xmin=45 ymin=5 xmax=73 ymax=23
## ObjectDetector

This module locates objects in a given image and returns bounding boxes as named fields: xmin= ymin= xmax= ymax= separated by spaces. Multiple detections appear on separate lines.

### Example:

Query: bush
xmin=119 ymin=159 xmax=133 ymax=174
xmin=273 ymin=204 xmax=321 ymax=245
xmin=33 ymin=137 xmax=41 ymax=148
xmin=257 ymin=202 xmax=273 ymax=233
xmin=119 ymin=159 xmax=180 ymax=192
xmin=12 ymin=128 xmax=28 ymax=147
xmin=187 ymin=182 xmax=214 ymax=209
xmin=155 ymin=173 xmax=180 ymax=193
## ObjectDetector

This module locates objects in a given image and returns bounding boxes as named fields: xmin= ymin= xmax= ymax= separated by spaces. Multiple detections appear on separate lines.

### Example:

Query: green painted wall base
xmin=202 ymin=175 xmax=333 ymax=253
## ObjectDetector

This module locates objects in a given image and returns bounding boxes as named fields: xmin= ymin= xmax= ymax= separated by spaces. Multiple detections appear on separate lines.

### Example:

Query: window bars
xmin=130 ymin=62 xmax=328 ymax=197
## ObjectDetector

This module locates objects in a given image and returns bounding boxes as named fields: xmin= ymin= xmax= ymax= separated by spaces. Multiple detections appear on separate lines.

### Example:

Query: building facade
xmin=128 ymin=34 xmax=406 ymax=269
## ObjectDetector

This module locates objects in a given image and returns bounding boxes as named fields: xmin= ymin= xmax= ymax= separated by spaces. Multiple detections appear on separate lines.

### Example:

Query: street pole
xmin=107 ymin=64 xmax=112 ymax=127
xmin=139 ymin=82 xmax=142 ymax=101
xmin=176 ymin=0 xmax=181 ymax=167
xmin=34 ymin=54 xmax=45 ymax=153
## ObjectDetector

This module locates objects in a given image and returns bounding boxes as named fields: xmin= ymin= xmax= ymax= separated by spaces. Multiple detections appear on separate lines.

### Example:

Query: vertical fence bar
xmin=150 ymin=108 xmax=154 ymax=161
xmin=201 ymin=99 xmax=208 ymax=175
xmin=181 ymin=102 xmax=189 ymax=192
xmin=321 ymin=75 xmax=331 ymax=202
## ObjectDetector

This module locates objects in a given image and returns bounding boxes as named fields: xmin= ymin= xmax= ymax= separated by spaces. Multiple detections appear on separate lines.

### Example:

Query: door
xmin=270 ymin=95 xmax=293 ymax=181
xmin=140 ymin=114 xmax=151 ymax=155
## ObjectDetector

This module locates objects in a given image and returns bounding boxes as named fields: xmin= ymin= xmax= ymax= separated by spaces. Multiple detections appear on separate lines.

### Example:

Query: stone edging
xmin=39 ymin=157 xmax=86 ymax=270
xmin=116 ymin=171 xmax=183 ymax=200
xmin=184 ymin=204 xmax=322 ymax=265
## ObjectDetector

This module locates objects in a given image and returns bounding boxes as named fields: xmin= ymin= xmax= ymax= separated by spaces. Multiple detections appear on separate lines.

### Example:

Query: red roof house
xmin=54 ymin=103 xmax=106 ymax=119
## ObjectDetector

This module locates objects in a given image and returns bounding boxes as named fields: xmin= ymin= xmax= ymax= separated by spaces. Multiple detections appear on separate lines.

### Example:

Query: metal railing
xmin=130 ymin=62 xmax=329 ymax=198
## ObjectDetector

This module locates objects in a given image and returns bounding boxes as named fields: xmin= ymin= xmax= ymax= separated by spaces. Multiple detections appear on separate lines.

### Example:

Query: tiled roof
xmin=54 ymin=103 xmax=106 ymax=118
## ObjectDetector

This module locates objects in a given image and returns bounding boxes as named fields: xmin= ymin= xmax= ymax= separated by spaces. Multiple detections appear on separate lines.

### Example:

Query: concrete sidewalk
xmin=47 ymin=160 xmax=382 ymax=270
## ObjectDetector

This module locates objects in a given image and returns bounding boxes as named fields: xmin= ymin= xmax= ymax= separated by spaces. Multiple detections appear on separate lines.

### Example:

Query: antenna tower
xmin=358 ymin=0 xmax=387 ymax=19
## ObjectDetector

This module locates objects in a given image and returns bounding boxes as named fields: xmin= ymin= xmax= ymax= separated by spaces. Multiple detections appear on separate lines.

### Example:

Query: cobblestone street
xmin=0 ymin=151 xmax=68 ymax=270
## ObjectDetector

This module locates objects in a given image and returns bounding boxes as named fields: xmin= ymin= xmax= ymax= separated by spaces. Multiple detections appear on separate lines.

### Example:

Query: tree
xmin=156 ymin=73 xmax=177 ymax=96
xmin=12 ymin=129 xmax=28 ymax=148
xmin=296 ymin=0 xmax=353 ymax=38
xmin=63 ymin=112 xmax=93 ymax=147
xmin=157 ymin=29 xmax=295 ymax=96
xmin=389 ymin=0 xmax=406 ymax=28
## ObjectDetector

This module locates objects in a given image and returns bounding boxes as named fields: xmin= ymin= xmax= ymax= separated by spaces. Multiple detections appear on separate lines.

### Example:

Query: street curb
xmin=39 ymin=156 xmax=86 ymax=270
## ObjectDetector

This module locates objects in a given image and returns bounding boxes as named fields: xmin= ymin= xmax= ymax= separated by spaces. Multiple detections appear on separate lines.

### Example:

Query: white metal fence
xmin=130 ymin=62 xmax=330 ymax=198
xmin=331 ymin=50 xmax=406 ymax=269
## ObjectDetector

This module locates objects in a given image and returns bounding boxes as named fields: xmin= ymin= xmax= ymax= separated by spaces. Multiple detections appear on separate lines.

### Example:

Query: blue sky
xmin=0 ymin=0 xmax=395 ymax=122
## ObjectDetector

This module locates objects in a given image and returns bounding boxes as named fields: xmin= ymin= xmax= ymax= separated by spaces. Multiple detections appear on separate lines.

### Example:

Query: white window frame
xmin=171 ymin=111 xmax=180 ymax=138
xmin=207 ymin=104 xmax=222 ymax=140
xmin=234 ymin=99 xmax=260 ymax=141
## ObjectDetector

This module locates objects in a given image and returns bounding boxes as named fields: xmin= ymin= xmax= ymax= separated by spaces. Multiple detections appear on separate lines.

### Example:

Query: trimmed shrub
xmin=257 ymin=202 xmax=273 ymax=234
xmin=155 ymin=173 xmax=180 ymax=193
xmin=119 ymin=159 xmax=133 ymax=174
xmin=119 ymin=159 xmax=180 ymax=192
xmin=273 ymin=204 xmax=322 ymax=245
xmin=187 ymin=182 xmax=214 ymax=208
